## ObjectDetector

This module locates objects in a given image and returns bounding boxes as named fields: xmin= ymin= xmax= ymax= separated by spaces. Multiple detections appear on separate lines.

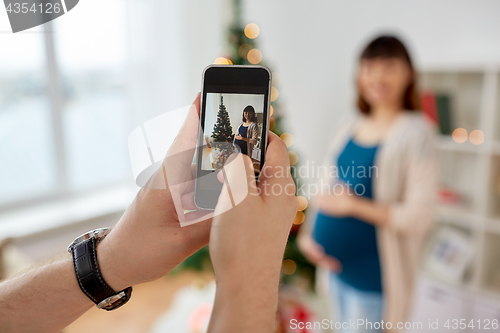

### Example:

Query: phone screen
xmin=201 ymin=92 xmax=265 ymax=171
xmin=195 ymin=65 xmax=270 ymax=209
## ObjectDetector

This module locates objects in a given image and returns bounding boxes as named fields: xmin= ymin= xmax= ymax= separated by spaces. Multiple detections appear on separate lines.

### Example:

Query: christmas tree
xmin=176 ymin=0 xmax=315 ymax=292
xmin=210 ymin=96 xmax=234 ymax=150
xmin=217 ymin=0 xmax=315 ymax=289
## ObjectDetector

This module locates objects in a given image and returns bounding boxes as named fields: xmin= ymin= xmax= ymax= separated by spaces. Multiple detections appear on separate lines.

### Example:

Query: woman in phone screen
xmin=234 ymin=105 xmax=259 ymax=156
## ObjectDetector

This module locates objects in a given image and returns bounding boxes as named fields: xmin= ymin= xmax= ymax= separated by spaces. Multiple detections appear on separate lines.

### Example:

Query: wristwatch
xmin=67 ymin=228 xmax=132 ymax=311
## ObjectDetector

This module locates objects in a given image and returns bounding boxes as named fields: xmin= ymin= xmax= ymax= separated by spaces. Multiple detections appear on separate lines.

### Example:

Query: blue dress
xmin=234 ymin=125 xmax=248 ymax=155
xmin=312 ymin=137 xmax=382 ymax=292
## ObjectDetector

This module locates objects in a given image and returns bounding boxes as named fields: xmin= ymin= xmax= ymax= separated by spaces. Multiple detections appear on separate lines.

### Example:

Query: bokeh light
xmin=270 ymin=105 xmax=274 ymax=116
xmin=247 ymin=48 xmax=262 ymax=64
xmin=280 ymin=132 xmax=295 ymax=147
xmin=238 ymin=44 xmax=252 ymax=59
xmin=270 ymin=116 xmax=276 ymax=130
xmin=244 ymin=23 xmax=260 ymax=39
xmin=282 ymin=259 xmax=297 ymax=275
xmin=293 ymin=211 xmax=305 ymax=225
xmin=288 ymin=151 xmax=298 ymax=166
xmin=271 ymin=87 xmax=279 ymax=101
xmin=297 ymin=196 xmax=308 ymax=211
xmin=452 ymin=128 xmax=467 ymax=143
xmin=188 ymin=303 xmax=212 ymax=331
xmin=214 ymin=57 xmax=232 ymax=65
xmin=469 ymin=129 xmax=484 ymax=145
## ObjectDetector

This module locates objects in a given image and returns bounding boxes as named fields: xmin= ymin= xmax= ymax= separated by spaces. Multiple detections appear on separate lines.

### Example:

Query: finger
xmin=167 ymin=92 xmax=201 ymax=158
xmin=148 ymin=93 xmax=201 ymax=190
xmin=225 ymin=152 xmax=259 ymax=197
xmin=178 ymin=164 xmax=197 ymax=194
xmin=324 ymin=257 xmax=342 ymax=273
xmin=308 ymin=243 xmax=327 ymax=262
xmin=311 ymin=240 xmax=326 ymax=254
xmin=320 ymin=253 xmax=341 ymax=270
xmin=181 ymin=209 xmax=214 ymax=228
xmin=319 ymin=258 xmax=339 ymax=271
xmin=300 ymin=238 xmax=323 ymax=261
xmin=184 ymin=210 xmax=213 ymax=224
xmin=156 ymin=94 xmax=200 ymax=202
xmin=180 ymin=192 xmax=197 ymax=210
xmin=214 ymin=153 xmax=259 ymax=215
xmin=216 ymin=169 xmax=224 ymax=183
xmin=258 ymin=131 xmax=293 ymax=188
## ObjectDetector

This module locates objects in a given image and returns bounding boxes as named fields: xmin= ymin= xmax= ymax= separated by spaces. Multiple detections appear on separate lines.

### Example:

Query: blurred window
xmin=0 ymin=0 xmax=132 ymax=208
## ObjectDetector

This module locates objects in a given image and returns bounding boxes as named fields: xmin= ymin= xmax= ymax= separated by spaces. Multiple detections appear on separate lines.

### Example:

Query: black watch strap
xmin=71 ymin=237 xmax=132 ymax=311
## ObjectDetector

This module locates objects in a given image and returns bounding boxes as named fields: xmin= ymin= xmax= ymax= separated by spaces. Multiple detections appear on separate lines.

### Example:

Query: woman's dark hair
xmin=242 ymin=105 xmax=257 ymax=122
xmin=356 ymin=35 xmax=420 ymax=114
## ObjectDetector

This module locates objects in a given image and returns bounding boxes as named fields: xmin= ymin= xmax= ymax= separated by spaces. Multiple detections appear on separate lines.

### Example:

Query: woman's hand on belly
xmin=298 ymin=233 xmax=342 ymax=273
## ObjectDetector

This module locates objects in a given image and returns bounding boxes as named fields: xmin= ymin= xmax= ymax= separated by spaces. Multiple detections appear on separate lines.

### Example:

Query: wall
xmin=126 ymin=0 xmax=500 ymax=177
xmin=241 ymin=0 xmax=500 ymax=173
xmin=126 ymin=0 xmax=233 ymax=126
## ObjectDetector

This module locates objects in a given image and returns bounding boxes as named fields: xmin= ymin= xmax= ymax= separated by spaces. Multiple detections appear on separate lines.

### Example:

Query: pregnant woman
xmin=298 ymin=36 xmax=438 ymax=333
xmin=234 ymin=105 xmax=259 ymax=157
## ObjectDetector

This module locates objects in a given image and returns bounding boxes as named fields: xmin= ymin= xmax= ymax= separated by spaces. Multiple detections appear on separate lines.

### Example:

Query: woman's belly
xmin=312 ymin=210 xmax=382 ymax=291
xmin=312 ymin=211 xmax=378 ymax=263
xmin=233 ymin=140 xmax=246 ymax=153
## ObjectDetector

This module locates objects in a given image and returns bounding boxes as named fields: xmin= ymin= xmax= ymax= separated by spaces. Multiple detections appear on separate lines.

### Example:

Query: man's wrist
xmin=215 ymin=260 xmax=282 ymax=301
xmin=213 ymin=267 xmax=280 ymax=329
xmin=96 ymin=235 xmax=132 ymax=292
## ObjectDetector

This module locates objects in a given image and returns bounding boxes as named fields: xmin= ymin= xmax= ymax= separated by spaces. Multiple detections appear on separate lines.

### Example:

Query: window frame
xmin=0 ymin=19 xmax=132 ymax=213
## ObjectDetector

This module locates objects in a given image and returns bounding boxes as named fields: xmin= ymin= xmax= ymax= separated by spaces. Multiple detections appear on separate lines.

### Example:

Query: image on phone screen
xmin=195 ymin=65 xmax=270 ymax=210
xmin=201 ymin=93 xmax=265 ymax=173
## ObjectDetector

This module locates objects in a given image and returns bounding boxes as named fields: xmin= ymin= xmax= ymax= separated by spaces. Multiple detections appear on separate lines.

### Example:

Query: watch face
xmin=67 ymin=228 xmax=110 ymax=253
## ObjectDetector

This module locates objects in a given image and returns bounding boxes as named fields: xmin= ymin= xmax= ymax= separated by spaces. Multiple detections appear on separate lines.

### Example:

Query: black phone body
xmin=195 ymin=65 xmax=271 ymax=210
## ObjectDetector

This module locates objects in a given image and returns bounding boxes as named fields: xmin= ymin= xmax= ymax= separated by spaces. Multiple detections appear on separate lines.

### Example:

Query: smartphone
xmin=195 ymin=64 xmax=271 ymax=210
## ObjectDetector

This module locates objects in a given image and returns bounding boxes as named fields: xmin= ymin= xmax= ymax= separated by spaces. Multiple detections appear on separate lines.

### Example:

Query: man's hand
xmin=0 ymin=93 xmax=214 ymax=333
xmin=208 ymin=132 xmax=299 ymax=332
xmin=98 ymin=93 xmax=212 ymax=291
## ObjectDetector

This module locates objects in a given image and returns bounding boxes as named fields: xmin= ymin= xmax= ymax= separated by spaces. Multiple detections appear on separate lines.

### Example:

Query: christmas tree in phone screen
xmin=210 ymin=96 xmax=234 ymax=149
xmin=210 ymin=96 xmax=236 ymax=169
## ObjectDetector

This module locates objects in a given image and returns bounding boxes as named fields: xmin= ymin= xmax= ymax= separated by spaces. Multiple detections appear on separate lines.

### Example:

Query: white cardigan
xmin=312 ymin=111 xmax=439 ymax=329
